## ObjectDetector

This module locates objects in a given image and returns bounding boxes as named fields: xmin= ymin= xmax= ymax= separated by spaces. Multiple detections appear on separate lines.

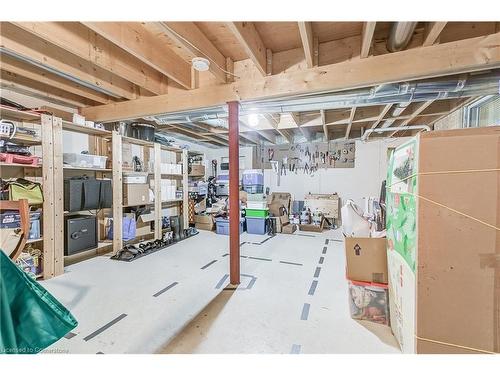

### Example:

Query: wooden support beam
xmin=390 ymin=100 xmax=435 ymax=137
xmin=157 ymin=22 xmax=228 ymax=83
xmin=0 ymin=55 xmax=111 ymax=105
xmin=228 ymin=101 xmax=240 ymax=285
xmin=83 ymin=22 xmax=192 ymax=89
xmin=160 ymin=124 xmax=229 ymax=146
xmin=345 ymin=107 xmax=357 ymax=139
xmin=361 ymin=22 xmax=377 ymax=58
xmin=290 ymin=112 xmax=312 ymax=141
xmin=12 ymin=22 xmax=167 ymax=95
xmin=82 ymin=32 xmax=500 ymax=122
xmin=1 ymin=23 xmax=137 ymax=100
xmin=422 ymin=22 xmax=448 ymax=47
xmin=321 ymin=110 xmax=328 ymax=141
xmin=371 ymin=104 xmax=393 ymax=129
xmin=227 ymin=22 xmax=268 ymax=76
xmin=298 ymin=22 xmax=315 ymax=68
xmin=263 ymin=113 xmax=293 ymax=143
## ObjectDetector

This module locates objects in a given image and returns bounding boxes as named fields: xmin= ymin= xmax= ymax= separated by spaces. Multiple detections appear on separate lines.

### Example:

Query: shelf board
xmin=162 ymin=199 xmax=183 ymax=203
xmin=0 ymin=162 xmax=41 ymax=168
xmin=161 ymin=173 xmax=183 ymax=178
xmin=121 ymin=136 xmax=154 ymax=147
xmin=62 ymin=121 xmax=112 ymax=137
xmin=122 ymin=202 xmax=154 ymax=208
xmin=0 ymin=106 xmax=41 ymax=121
xmin=26 ymin=237 xmax=43 ymax=244
xmin=0 ymin=135 xmax=42 ymax=145
xmin=161 ymin=145 xmax=183 ymax=153
xmin=63 ymin=166 xmax=112 ymax=172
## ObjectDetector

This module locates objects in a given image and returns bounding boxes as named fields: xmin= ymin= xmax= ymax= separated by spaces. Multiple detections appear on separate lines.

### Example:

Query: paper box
xmin=123 ymin=183 xmax=150 ymax=206
xmin=195 ymin=214 xmax=215 ymax=231
xmin=122 ymin=143 xmax=134 ymax=171
xmin=344 ymin=237 xmax=388 ymax=283
xmin=136 ymin=213 xmax=153 ymax=236
xmin=304 ymin=193 xmax=339 ymax=219
xmin=348 ymin=279 xmax=389 ymax=325
xmin=268 ymin=192 xmax=292 ymax=216
xmin=282 ymin=223 xmax=297 ymax=234
xmin=299 ymin=216 xmax=324 ymax=232
xmin=189 ymin=164 xmax=205 ymax=177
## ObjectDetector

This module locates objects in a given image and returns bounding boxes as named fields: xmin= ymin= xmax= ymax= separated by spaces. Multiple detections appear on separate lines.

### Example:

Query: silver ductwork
xmin=151 ymin=70 xmax=500 ymax=128
xmin=387 ymin=22 xmax=418 ymax=52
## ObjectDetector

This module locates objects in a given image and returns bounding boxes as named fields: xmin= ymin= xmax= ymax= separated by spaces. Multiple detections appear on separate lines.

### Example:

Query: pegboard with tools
xmin=255 ymin=140 xmax=355 ymax=175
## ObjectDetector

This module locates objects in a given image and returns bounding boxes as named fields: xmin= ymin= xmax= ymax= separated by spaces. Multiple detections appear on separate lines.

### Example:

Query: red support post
xmin=227 ymin=101 xmax=240 ymax=285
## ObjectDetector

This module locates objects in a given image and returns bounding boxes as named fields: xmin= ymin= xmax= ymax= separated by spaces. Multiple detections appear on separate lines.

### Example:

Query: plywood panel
xmin=312 ymin=22 xmax=363 ymax=43
xmin=254 ymin=22 xmax=302 ymax=52
xmin=195 ymin=22 xmax=248 ymax=61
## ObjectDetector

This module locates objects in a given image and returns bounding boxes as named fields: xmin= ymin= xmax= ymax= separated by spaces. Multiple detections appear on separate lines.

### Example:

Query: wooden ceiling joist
xmin=298 ymin=22 xmax=315 ymax=68
xmin=389 ymin=100 xmax=435 ymax=137
xmin=290 ymin=112 xmax=313 ymax=141
xmin=321 ymin=110 xmax=329 ymax=141
xmin=1 ymin=70 xmax=93 ymax=108
xmin=161 ymin=123 xmax=228 ymax=146
xmin=157 ymin=22 xmax=228 ymax=84
xmin=1 ymin=22 xmax=138 ymax=100
xmin=81 ymin=31 xmax=500 ymax=122
xmin=360 ymin=22 xmax=377 ymax=58
xmin=0 ymin=54 xmax=111 ymax=105
xmin=262 ymin=113 xmax=293 ymax=143
xmin=371 ymin=104 xmax=393 ymax=129
xmin=227 ymin=22 xmax=268 ymax=76
xmin=422 ymin=22 xmax=448 ymax=47
xmin=12 ymin=22 xmax=167 ymax=95
xmin=82 ymin=22 xmax=193 ymax=89
xmin=345 ymin=107 xmax=357 ymax=139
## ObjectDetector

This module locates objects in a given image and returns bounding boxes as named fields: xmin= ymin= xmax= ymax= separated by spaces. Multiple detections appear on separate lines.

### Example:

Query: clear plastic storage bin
xmin=63 ymin=153 xmax=108 ymax=169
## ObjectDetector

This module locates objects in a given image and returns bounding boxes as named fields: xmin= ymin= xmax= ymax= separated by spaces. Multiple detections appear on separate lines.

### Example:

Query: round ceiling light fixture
xmin=192 ymin=57 xmax=210 ymax=72
xmin=248 ymin=113 xmax=259 ymax=127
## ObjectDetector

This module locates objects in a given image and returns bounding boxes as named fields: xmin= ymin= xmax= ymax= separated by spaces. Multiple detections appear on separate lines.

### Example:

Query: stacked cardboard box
xmin=386 ymin=127 xmax=499 ymax=354
xmin=344 ymin=237 xmax=390 ymax=326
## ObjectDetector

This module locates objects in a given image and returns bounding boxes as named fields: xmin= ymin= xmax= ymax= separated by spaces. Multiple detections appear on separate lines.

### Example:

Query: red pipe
xmin=227 ymin=101 xmax=240 ymax=285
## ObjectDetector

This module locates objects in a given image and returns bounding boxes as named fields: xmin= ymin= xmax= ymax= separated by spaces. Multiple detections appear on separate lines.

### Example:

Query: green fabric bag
xmin=0 ymin=250 xmax=77 ymax=354
xmin=8 ymin=178 xmax=44 ymax=205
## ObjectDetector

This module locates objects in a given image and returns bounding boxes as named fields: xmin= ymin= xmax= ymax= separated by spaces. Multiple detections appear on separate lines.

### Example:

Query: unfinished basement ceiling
xmin=147 ymin=70 xmax=500 ymax=147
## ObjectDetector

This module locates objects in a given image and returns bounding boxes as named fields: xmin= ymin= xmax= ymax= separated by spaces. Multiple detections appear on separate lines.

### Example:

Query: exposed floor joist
xmin=83 ymin=22 xmax=193 ymax=89
xmin=298 ymin=22 xmax=315 ymax=68
xmin=227 ymin=22 xmax=268 ymax=76
xmin=344 ymin=107 xmax=357 ymax=139
xmin=12 ymin=22 xmax=167 ymax=95
xmin=82 ymin=32 xmax=500 ymax=122
xmin=360 ymin=22 xmax=377 ymax=58
xmin=422 ymin=22 xmax=448 ymax=47
xmin=157 ymin=22 xmax=228 ymax=84
xmin=1 ymin=23 xmax=138 ymax=100
xmin=371 ymin=104 xmax=393 ymax=129
xmin=389 ymin=100 xmax=435 ymax=137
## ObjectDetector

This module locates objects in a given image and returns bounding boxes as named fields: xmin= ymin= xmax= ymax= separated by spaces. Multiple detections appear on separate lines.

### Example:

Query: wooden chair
xmin=0 ymin=199 xmax=30 ymax=260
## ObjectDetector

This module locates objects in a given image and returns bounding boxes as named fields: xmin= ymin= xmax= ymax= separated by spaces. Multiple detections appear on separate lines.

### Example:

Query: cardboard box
xmin=194 ymin=214 xmax=215 ymax=231
xmin=344 ymin=237 xmax=388 ymax=283
xmin=123 ymin=183 xmax=150 ymax=206
xmin=386 ymin=127 xmax=500 ymax=354
xmin=348 ymin=279 xmax=389 ymax=325
xmin=268 ymin=192 xmax=292 ymax=216
xmin=189 ymin=164 xmax=205 ymax=176
xmin=122 ymin=143 xmax=133 ymax=171
xmin=299 ymin=216 xmax=324 ymax=232
xmin=271 ymin=214 xmax=289 ymax=233
xmin=304 ymin=193 xmax=339 ymax=219
xmin=282 ymin=223 xmax=297 ymax=234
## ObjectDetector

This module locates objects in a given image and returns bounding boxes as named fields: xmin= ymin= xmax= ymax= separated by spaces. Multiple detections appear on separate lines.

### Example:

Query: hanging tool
xmin=268 ymin=148 xmax=275 ymax=161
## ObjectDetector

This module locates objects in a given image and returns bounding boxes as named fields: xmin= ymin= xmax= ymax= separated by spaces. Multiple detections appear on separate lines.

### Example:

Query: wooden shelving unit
xmin=0 ymin=107 xmax=59 ymax=280
xmin=61 ymin=120 xmax=112 ymax=137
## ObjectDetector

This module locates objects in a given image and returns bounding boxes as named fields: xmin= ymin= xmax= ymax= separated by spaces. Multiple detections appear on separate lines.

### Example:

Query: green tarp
xmin=0 ymin=250 xmax=77 ymax=354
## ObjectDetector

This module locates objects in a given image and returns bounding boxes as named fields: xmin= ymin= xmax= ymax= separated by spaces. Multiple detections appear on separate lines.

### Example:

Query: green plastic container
xmin=245 ymin=208 xmax=269 ymax=218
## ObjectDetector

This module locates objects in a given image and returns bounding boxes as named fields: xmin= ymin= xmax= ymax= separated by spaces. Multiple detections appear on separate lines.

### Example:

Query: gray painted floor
xmin=40 ymin=229 xmax=400 ymax=354
xmin=161 ymin=229 xmax=401 ymax=354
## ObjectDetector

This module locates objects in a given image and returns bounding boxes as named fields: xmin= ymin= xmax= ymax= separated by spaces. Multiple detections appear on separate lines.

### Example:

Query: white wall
xmin=263 ymin=138 xmax=409 ymax=207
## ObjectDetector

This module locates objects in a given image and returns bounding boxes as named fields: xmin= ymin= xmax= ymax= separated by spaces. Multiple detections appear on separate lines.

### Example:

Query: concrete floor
xmin=40 ymin=229 xmax=400 ymax=354
xmin=161 ymin=229 xmax=400 ymax=354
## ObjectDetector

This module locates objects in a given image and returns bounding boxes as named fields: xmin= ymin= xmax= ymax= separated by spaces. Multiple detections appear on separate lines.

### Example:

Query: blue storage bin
xmin=246 ymin=216 xmax=268 ymax=235
xmin=242 ymin=170 xmax=264 ymax=185
xmin=215 ymin=217 xmax=244 ymax=235
xmin=243 ymin=184 xmax=264 ymax=194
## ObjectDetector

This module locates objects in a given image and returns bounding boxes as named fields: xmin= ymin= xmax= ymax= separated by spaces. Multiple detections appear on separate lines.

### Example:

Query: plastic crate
xmin=347 ymin=279 xmax=389 ymax=326
xmin=247 ymin=193 xmax=264 ymax=201
xmin=246 ymin=201 xmax=268 ymax=209
xmin=63 ymin=153 xmax=108 ymax=169
xmin=245 ymin=208 xmax=269 ymax=218
xmin=243 ymin=185 xmax=263 ymax=194
xmin=242 ymin=170 xmax=264 ymax=185
xmin=246 ymin=217 xmax=267 ymax=235
xmin=215 ymin=217 xmax=244 ymax=235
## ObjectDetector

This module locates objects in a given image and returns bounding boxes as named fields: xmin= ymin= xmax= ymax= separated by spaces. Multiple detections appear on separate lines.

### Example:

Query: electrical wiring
xmin=159 ymin=23 xmax=240 ymax=79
